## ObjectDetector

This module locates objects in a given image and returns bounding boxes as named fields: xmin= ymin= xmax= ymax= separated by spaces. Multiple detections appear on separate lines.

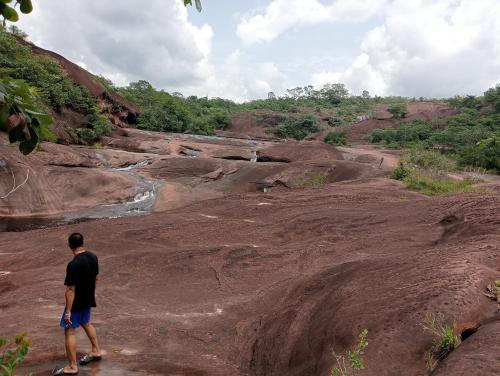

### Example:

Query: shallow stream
xmin=0 ymin=160 xmax=158 ymax=232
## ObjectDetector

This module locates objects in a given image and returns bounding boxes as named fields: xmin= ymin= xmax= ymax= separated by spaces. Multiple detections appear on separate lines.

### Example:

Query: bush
xmin=301 ymin=174 xmax=327 ymax=187
xmin=206 ymin=108 xmax=231 ymax=130
xmin=0 ymin=333 xmax=32 ymax=376
xmin=76 ymin=114 xmax=112 ymax=144
xmin=459 ymin=136 xmax=500 ymax=172
xmin=391 ymin=152 xmax=480 ymax=195
xmin=391 ymin=162 xmax=413 ymax=180
xmin=388 ymin=103 xmax=408 ymax=119
xmin=271 ymin=113 xmax=320 ymax=140
xmin=404 ymin=149 xmax=456 ymax=172
xmin=328 ymin=117 xmax=342 ymax=126
xmin=331 ymin=329 xmax=368 ymax=376
xmin=368 ymin=120 xmax=434 ymax=148
xmin=324 ymin=131 xmax=347 ymax=146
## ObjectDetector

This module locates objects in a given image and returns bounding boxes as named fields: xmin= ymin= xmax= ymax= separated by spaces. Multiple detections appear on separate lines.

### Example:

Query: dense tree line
xmin=369 ymin=85 xmax=500 ymax=172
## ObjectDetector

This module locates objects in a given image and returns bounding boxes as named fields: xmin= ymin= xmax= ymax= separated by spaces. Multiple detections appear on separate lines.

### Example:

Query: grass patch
xmin=391 ymin=148 xmax=481 ymax=195
xmin=301 ymin=174 xmax=327 ymax=187
xmin=422 ymin=313 xmax=460 ymax=372
xmin=404 ymin=171 xmax=479 ymax=196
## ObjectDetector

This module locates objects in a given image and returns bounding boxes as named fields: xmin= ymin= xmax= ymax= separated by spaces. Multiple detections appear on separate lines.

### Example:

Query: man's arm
xmin=64 ymin=285 xmax=75 ymax=325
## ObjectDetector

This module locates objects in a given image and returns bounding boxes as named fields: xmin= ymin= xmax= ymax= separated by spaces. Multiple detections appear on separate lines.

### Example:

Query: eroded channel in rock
xmin=0 ymin=160 xmax=159 ymax=232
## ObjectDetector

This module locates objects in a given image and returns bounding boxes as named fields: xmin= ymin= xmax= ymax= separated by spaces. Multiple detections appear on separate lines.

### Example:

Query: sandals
xmin=52 ymin=367 xmax=79 ymax=375
xmin=79 ymin=353 xmax=102 ymax=365
xmin=51 ymin=353 xmax=101 ymax=375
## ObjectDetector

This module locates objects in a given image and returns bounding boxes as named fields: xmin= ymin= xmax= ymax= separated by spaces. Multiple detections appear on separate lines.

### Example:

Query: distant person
xmin=53 ymin=233 xmax=102 ymax=375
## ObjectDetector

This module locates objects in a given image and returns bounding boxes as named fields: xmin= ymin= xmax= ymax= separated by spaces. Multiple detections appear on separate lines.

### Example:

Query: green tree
xmin=321 ymin=83 xmax=349 ymax=105
xmin=388 ymin=103 xmax=408 ymax=119
xmin=271 ymin=113 xmax=320 ymax=140
xmin=459 ymin=136 xmax=500 ymax=171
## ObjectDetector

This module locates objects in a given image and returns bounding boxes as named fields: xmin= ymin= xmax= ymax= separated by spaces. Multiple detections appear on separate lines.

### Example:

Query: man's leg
xmin=64 ymin=328 xmax=78 ymax=373
xmin=81 ymin=322 xmax=101 ymax=356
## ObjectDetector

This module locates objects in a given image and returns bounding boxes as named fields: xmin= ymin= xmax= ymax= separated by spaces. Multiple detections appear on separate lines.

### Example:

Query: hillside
xmin=0 ymin=31 xmax=138 ymax=145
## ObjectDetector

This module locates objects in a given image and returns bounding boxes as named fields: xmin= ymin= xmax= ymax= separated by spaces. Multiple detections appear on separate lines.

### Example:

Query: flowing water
xmin=0 ymin=160 xmax=159 ymax=232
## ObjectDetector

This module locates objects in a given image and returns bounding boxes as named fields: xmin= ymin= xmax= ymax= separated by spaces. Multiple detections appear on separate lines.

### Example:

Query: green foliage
xmin=0 ymin=78 xmax=53 ymax=154
xmin=388 ymin=102 xmax=408 ymax=119
xmin=331 ymin=329 xmax=369 ymax=376
xmin=368 ymin=120 xmax=434 ymax=148
xmin=240 ymin=83 xmax=370 ymax=115
xmin=0 ymin=29 xmax=111 ymax=148
xmin=301 ymin=174 xmax=327 ymax=187
xmin=184 ymin=0 xmax=202 ymax=12
xmin=119 ymin=80 xmax=227 ymax=135
xmin=458 ymin=136 xmax=500 ymax=172
xmin=1 ymin=0 xmax=34 ymax=24
xmin=324 ymin=130 xmax=347 ymax=146
xmin=327 ymin=117 xmax=342 ymax=126
xmin=403 ymin=148 xmax=456 ymax=172
xmin=118 ymin=80 xmax=215 ymax=134
xmin=0 ymin=31 xmax=97 ymax=115
xmin=206 ymin=107 xmax=231 ymax=130
xmin=391 ymin=162 xmax=413 ymax=180
xmin=75 ymin=114 xmax=112 ymax=144
xmin=270 ymin=113 xmax=320 ymax=140
xmin=391 ymin=149 xmax=480 ymax=195
xmin=0 ymin=0 xmax=203 ymax=152
xmin=447 ymin=95 xmax=482 ymax=110
xmin=369 ymin=88 xmax=500 ymax=173
xmin=423 ymin=313 xmax=460 ymax=372
xmin=0 ymin=333 xmax=32 ymax=376
xmin=403 ymin=170 xmax=479 ymax=196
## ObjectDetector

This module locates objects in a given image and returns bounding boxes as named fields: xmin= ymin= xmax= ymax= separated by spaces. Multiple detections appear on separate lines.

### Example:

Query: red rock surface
xmin=1 ymin=128 xmax=500 ymax=376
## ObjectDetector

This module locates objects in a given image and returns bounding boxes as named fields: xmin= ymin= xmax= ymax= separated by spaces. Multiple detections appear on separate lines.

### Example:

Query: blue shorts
xmin=60 ymin=308 xmax=91 ymax=329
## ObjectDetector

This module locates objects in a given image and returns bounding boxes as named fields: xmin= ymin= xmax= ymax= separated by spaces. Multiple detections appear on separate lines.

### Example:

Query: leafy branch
xmin=0 ymin=78 xmax=52 ymax=155
xmin=184 ymin=0 xmax=202 ymax=12
xmin=0 ymin=333 xmax=32 ymax=376
xmin=331 ymin=329 xmax=369 ymax=376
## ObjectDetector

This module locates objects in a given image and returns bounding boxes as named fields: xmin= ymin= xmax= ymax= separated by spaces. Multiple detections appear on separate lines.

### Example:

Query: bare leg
xmin=64 ymin=328 xmax=79 ymax=373
xmin=81 ymin=323 xmax=101 ymax=356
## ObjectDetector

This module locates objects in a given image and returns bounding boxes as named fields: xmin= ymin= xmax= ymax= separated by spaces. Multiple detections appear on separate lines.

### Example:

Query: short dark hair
xmin=68 ymin=233 xmax=84 ymax=249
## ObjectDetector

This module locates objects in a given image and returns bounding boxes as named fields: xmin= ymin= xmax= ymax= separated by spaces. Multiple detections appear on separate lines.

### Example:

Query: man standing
xmin=53 ymin=233 xmax=102 ymax=375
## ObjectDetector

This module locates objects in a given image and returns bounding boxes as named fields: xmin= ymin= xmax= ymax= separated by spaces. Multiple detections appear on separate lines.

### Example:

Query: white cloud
xmin=237 ymin=0 xmax=387 ymax=44
xmin=16 ymin=0 xmax=286 ymax=101
xmin=19 ymin=0 xmax=213 ymax=89
xmin=14 ymin=0 xmax=500 ymax=101
xmin=176 ymin=51 xmax=287 ymax=102
xmin=310 ymin=0 xmax=500 ymax=97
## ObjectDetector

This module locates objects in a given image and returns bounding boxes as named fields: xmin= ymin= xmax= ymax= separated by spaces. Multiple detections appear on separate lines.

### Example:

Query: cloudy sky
xmin=17 ymin=0 xmax=500 ymax=102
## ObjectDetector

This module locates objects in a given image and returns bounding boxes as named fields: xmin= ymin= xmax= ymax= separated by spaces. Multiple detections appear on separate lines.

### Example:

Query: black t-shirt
xmin=64 ymin=251 xmax=99 ymax=312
